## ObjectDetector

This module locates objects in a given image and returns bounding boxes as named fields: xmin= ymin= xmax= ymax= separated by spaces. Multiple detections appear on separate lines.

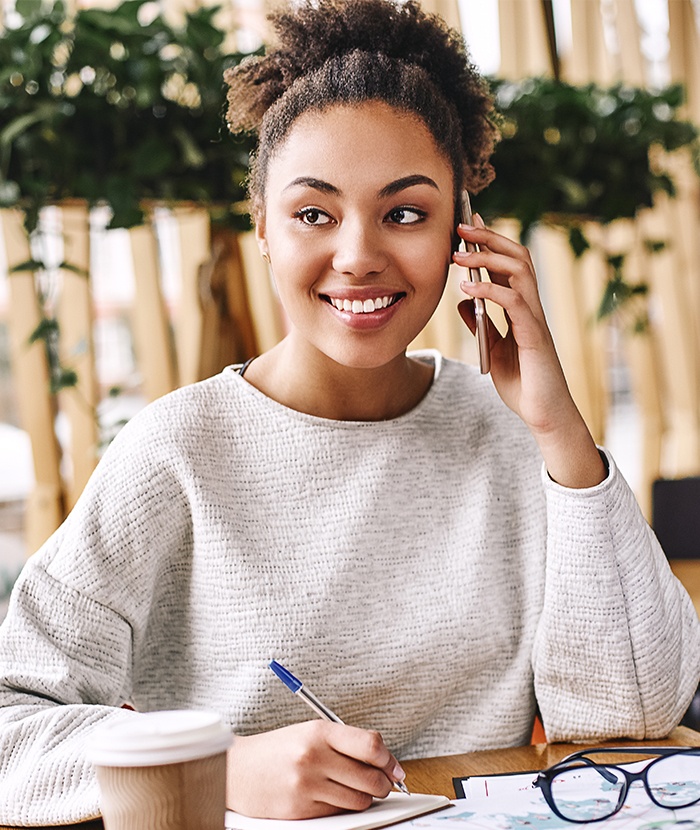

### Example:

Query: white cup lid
xmin=88 ymin=710 xmax=233 ymax=767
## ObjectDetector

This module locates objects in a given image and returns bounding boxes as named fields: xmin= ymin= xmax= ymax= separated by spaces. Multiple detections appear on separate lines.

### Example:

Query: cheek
xmin=405 ymin=229 xmax=453 ymax=284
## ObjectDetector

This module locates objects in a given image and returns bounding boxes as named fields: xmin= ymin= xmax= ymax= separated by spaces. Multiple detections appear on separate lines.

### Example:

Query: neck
xmin=243 ymin=338 xmax=435 ymax=421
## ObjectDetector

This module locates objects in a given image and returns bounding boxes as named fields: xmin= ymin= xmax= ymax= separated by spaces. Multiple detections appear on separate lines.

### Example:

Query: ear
xmin=255 ymin=219 xmax=269 ymax=261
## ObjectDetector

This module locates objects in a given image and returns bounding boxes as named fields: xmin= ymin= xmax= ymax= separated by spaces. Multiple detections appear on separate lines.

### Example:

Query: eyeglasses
xmin=533 ymin=746 xmax=700 ymax=823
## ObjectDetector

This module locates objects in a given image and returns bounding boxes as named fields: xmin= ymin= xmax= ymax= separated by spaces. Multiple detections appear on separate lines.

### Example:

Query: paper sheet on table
xmin=225 ymin=792 xmax=451 ymax=830
xmin=423 ymin=764 xmax=700 ymax=830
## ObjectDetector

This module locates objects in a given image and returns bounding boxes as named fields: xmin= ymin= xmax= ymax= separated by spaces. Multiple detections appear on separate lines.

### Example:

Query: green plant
xmin=0 ymin=0 xmax=255 ymax=230
xmin=477 ymin=77 xmax=700 ymax=322
xmin=0 ymin=0 xmax=257 ymax=405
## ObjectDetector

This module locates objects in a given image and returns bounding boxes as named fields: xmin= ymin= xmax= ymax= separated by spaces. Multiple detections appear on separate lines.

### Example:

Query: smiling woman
xmin=0 ymin=0 xmax=698 ymax=826
xmin=244 ymin=102 xmax=455 ymax=418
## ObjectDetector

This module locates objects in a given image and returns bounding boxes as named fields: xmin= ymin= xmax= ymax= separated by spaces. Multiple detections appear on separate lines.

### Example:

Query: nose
xmin=331 ymin=215 xmax=388 ymax=278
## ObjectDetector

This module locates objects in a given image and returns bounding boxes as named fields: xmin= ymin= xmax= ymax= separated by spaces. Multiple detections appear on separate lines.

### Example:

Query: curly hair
xmin=224 ymin=0 xmax=498 ymax=219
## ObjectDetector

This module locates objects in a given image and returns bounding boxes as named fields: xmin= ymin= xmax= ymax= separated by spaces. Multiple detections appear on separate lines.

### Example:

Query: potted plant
xmin=1 ymin=0 xmax=257 ymax=402
xmin=1 ymin=0 xmax=255 ymax=230
xmin=477 ymin=76 xmax=700 ymax=325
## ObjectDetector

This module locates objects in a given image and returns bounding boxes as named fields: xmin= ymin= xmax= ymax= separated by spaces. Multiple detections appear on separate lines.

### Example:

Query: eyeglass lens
xmin=549 ymin=766 xmax=625 ymax=821
xmin=549 ymin=754 xmax=700 ymax=821
xmin=647 ymin=754 xmax=700 ymax=808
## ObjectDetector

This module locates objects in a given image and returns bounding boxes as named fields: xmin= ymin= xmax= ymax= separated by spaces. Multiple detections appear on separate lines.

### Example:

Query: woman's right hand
xmin=226 ymin=720 xmax=406 ymax=819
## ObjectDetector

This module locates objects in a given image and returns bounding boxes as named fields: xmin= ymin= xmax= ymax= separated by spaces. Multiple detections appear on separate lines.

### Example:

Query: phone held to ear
xmin=460 ymin=191 xmax=491 ymax=375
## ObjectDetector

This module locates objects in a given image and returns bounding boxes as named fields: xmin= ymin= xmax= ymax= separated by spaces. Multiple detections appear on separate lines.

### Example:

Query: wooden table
xmin=670 ymin=559 xmax=700 ymax=618
xmin=401 ymin=725 xmax=699 ymax=798
xmin=1 ymin=727 xmax=696 ymax=830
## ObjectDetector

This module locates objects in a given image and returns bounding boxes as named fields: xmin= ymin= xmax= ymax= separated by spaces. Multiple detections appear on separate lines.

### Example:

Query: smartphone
xmin=459 ymin=191 xmax=491 ymax=375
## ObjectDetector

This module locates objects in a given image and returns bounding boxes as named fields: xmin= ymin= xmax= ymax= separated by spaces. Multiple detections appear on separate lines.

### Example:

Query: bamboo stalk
xmin=237 ymin=231 xmax=287 ymax=354
xmin=172 ymin=206 xmax=210 ymax=387
xmin=57 ymin=202 xmax=99 ymax=511
xmin=497 ymin=0 xmax=553 ymax=79
xmin=535 ymin=224 xmax=606 ymax=444
xmin=128 ymin=220 xmax=177 ymax=402
xmin=1 ymin=209 xmax=65 ymax=553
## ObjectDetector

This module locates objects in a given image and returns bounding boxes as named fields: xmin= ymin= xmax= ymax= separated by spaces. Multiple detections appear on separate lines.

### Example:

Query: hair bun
xmin=226 ymin=0 xmax=488 ymax=130
xmin=226 ymin=0 xmax=497 ymax=199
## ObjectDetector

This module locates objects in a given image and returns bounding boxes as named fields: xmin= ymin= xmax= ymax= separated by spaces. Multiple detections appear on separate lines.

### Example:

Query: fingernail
xmin=460 ymin=280 xmax=475 ymax=294
xmin=393 ymin=763 xmax=406 ymax=781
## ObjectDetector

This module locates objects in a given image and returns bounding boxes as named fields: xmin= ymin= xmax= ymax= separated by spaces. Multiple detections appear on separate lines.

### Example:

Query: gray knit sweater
xmin=0 ymin=352 xmax=698 ymax=825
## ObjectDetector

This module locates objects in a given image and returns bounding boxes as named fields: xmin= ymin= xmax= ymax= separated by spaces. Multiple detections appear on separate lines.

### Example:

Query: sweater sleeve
xmin=532 ymin=449 xmax=700 ymax=742
xmin=0 ymin=400 xmax=191 ymax=825
xmin=0 ymin=559 xmax=139 ymax=825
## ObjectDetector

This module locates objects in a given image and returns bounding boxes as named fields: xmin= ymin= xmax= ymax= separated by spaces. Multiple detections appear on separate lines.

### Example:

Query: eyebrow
xmin=378 ymin=175 xmax=441 ymax=199
xmin=283 ymin=177 xmax=340 ymax=195
xmin=283 ymin=174 xmax=441 ymax=198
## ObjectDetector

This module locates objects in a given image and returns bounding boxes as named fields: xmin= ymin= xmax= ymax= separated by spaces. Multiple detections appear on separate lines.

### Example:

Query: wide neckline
xmin=224 ymin=350 xmax=446 ymax=429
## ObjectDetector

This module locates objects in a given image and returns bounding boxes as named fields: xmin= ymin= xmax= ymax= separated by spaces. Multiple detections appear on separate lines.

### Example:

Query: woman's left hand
xmin=454 ymin=215 xmax=606 ymax=489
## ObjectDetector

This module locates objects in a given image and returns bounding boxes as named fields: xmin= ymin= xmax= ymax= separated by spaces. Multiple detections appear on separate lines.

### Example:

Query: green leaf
xmin=28 ymin=317 xmax=59 ymax=344
xmin=630 ymin=284 xmax=649 ymax=296
xmin=0 ymin=103 xmax=64 ymax=149
xmin=568 ymin=226 xmax=590 ymax=258
xmin=51 ymin=367 xmax=79 ymax=394
xmin=107 ymin=202 xmax=145 ymax=229
xmin=79 ymin=8 xmax=148 ymax=36
xmin=15 ymin=0 xmax=43 ymax=21
xmin=132 ymin=144 xmax=175 ymax=177
xmin=607 ymin=253 xmax=625 ymax=271
xmin=597 ymin=275 xmax=634 ymax=319
xmin=173 ymin=125 xmax=205 ymax=169
xmin=59 ymin=261 xmax=89 ymax=277
xmin=8 ymin=258 xmax=45 ymax=273
xmin=643 ymin=239 xmax=667 ymax=254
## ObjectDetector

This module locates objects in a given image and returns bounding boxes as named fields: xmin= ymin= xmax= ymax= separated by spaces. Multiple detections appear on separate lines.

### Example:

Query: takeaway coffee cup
xmin=89 ymin=709 xmax=232 ymax=830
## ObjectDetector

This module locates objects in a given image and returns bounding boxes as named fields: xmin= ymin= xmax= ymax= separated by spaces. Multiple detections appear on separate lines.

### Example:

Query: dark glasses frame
xmin=533 ymin=746 xmax=700 ymax=823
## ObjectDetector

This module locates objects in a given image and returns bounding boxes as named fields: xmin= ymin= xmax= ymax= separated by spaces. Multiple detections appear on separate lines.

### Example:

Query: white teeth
xmin=329 ymin=295 xmax=396 ymax=314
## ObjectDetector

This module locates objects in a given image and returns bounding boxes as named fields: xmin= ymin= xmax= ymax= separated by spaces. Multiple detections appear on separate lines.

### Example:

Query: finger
xmin=454 ymin=251 xmax=544 ymax=319
xmin=312 ymin=780 xmax=376 ymax=813
xmin=458 ymin=299 xmax=501 ymax=351
xmin=459 ymin=280 xmax=549 ymax=352
xmin=456 ymin=221 xmax=531 ymax=263
xmin=275 ymin=724 xmax=392 ymax=814
xmin=456 ymin=223 xmax=538 ymax=298
xmin=324 ymin=754 xmax=395 ymax=800
xmin=454 ymin=247 xmax=538 ymax=292
xmin=326 ymin=726 xmax=404 ymax=790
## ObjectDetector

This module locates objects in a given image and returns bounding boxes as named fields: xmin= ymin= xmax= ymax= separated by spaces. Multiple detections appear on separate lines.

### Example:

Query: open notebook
xmin=225 ymin=792 xmax=451 ymax=830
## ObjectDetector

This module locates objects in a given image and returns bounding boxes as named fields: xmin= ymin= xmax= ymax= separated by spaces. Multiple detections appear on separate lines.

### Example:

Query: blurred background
xmin=1 ymin=0 xmax=699 ymax=617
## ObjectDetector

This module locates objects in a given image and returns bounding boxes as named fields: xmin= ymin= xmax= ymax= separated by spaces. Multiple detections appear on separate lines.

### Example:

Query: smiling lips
xmin=323 ymin=294 xmax=404 ymax=314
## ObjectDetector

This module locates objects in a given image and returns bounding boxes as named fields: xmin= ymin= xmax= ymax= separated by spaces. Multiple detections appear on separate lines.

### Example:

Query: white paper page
xmin=415 ymin=760 xmax=700 ymax=830
xmin=225 ymin=792 xmax=451 ymax=830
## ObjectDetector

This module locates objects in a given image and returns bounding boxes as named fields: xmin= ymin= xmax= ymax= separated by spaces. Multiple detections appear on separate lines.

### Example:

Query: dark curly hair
xmin=224 ymin=0 xmax=498 ymax=219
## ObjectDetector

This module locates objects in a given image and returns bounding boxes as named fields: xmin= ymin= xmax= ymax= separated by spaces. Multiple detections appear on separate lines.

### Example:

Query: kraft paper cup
xmin=89 ymin=709 xmax=232 ymax=830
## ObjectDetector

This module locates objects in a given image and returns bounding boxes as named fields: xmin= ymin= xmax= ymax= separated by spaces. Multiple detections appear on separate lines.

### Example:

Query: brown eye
xmin=387 ymin=207 xmax=425 ymax=225
xmin=297 ymin=208 xmax=332 ymax=225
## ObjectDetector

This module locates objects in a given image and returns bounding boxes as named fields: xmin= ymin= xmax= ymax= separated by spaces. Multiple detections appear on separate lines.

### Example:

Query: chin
xmin=323 ymin=343 xmax=409 ymax=372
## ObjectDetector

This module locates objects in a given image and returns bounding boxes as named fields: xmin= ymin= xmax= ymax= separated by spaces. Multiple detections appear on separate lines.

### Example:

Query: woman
xmin=0 ymin=0 xmax=698 ymax=824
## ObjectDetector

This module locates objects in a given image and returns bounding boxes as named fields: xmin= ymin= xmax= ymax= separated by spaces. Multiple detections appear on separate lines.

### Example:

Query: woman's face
xmin=256 ymin=100 xmax=456 ymax=370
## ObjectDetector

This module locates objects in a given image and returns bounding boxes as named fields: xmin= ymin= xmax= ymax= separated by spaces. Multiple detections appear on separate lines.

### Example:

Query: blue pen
xmin=269 ymin=660 xmax=411 ymax=795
